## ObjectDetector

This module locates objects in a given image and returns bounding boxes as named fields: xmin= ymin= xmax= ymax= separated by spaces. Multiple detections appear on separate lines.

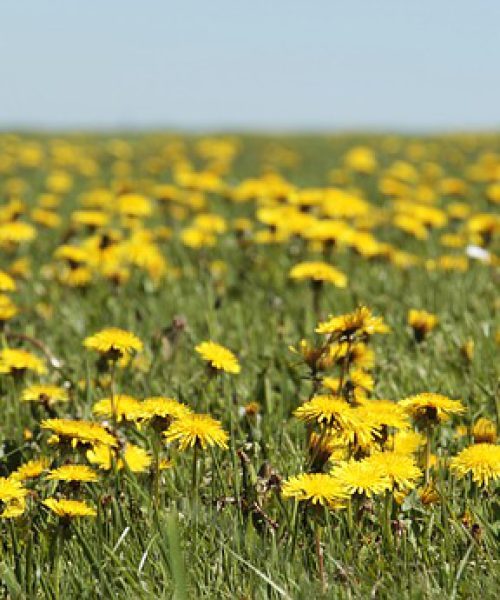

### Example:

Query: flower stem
xmin=314 ymin=521 xmax=327 ymax=593
xmin=425 ymin=422 xmax=432 ymax=484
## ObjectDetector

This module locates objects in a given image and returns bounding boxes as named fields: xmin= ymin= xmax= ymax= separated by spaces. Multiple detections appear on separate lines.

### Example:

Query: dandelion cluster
xmin=0 ymin=132 xmax=498 ymax=597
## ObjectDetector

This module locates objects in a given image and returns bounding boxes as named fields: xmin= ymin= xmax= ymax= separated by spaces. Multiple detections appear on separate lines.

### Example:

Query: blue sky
xmin=1 ymin=1 xmax=499 ymax=130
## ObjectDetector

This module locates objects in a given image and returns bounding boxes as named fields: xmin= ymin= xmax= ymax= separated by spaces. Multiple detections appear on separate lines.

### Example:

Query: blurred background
xmin=1 ymin=0 xmax=499 ymax=131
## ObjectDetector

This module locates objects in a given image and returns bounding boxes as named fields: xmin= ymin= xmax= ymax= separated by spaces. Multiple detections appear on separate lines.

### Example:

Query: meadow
xmin=0 ymin=132 xmax=498 ymax=598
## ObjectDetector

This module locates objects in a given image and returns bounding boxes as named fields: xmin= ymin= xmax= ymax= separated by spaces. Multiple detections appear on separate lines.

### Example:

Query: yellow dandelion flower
xmin=316 ymin=306 xmax=390 ymax=339
xmin=408 ymin=309 xmax=439 ymax=341
xmin=450 ymin=443 xmax=500 ymax=486
xmin=0 ymin=348 xmax=46 ymax=375
xmin=46 ymin=465 xmax=99 ymax=483
xmin=294 ymin=395 xmax=357 ymax=429
xmin=86 ymin=443 xmax=152 ymax=473
xmin=195 ymin=341 xmax=240 ymax=374
xmin=83 ymin=327 xmax=143 ymax=358
xmin=117 ymin=193 xmax=152 ymax=217
xmin=11 ymin=458 xmax=51 ymax=481
xmin=0 ymin=294 xmax=18 ymax=321
xmin=92 ymin=394 xmax=141 ymax=422
xmin=331 ymin=459 xmax=392 ymax=497
xmin=289 ymin=261 xmax=347 ymax=287
xmin=282 ymin=473 xmax=348 ymax=508
xmin=388 ymin=430 xmax=426 ymax=454
xmin=328 ymin=341 xmax=375 ymax=370
xmin=0 ymin=477 xmax=28 ymax=503
xmin=0 ymin=269 xmax=16 ymax=291
xmin=54 ymin=244 xmax=91 ymax=265
xmin=0 ymin=221 xmax=36 ymax=243
xmin=129 ymin=396 xmax=192 ymax=423
xmin=43 ymin=498 xmax=97 ymax=518
xmin=163 ymin=413 xmax=229 ymax=451
xmin=365 ymin=452 xmax=422 ymax=490
xmin=41 ymin=419 xmax=117 ymax=447
xmin=323 ymin=369 xmax=374 ymax=402
xmin=1 ymin=497 xmax=26 ymax=519
xmin=399 ymin=393 xmax=465 ymax=423
xmin=460 ymin=339 xmax=475 ymax=362
xmin=58 ymin=266 xmax=93 ymax=288
xmin=472 ymin=418 xmax=497 ymax=444
xmin=356 ymin=399 xmax=410 ymax=431
xmin=22 ymin=384 xmax=69 ymax=405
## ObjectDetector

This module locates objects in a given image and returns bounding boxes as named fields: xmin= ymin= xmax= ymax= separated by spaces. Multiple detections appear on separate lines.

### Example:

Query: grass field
xmin=0 ymin=132 xmax=499 ymax=598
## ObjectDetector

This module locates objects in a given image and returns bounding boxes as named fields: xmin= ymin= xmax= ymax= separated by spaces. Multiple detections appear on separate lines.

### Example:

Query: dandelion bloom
xmin=195 ymin=341 xmax=240 ymax=374
xmin=22 ymin=384 xmax=69 ymax=405
xmin=0 ymin=348 xmax=46 ymax=375
xmin=0 ymin=269 xmax=16 ymax=291
xmin=399 ymin=393 xmax=465 ymax=423
xmin=83 ymin=327 xmax=143 ymax=358
xmin=92 ymin=394 xmax=141 ymax=422
xmin=408 ymin=309 xmax=438 ymax=341
xmin=328 ymin=341 xmax=375 ymax=370
xmin=11 ymin=458 xmax=50 ymax=481
xmin=0 ymin=294 xmax=18 ymax=321
xmin=1 ymin=497 xmax=26 ymax=519
xmin=0 ymin=477 xmax=28 ymax=503
xmin=323 ymin=369 xmax=374 ymax=402
xmin=365 ymin=452 xmax=422 ymax=490
xmin=46 ymin=465 xmax=99 ymax=483
xmin=41 ymin=419 xmax=117 ymax=447
xmin=388 ymin=430 xmax=426 ymax=455
xmin=282 ymin=473 xmax=348 ymax=508
xmin=460 ymin=339 xmax=474 ymax=362
xmin=294 ymin=395 xmax=379 ymax=447
xmin=129 ymin=396 xmax=192 ymax=424
xmin=355 ymin=399 xmax=410 ymax=432
xmin=472 ymin=418 xmax=497 ymax=444
xmin=450 ymin=443 xmax=500 ymax=486
xmin=316 ymin=306 xmax=390 ymax=339
xmin=86 ymin=443 xmax=152 ymax=473
xmin=294 ymin=395 xmax=358 ymax=429
xmin=331 ymin=460 xmax=392 ymax=497
xmin=289 ymin=261 xmax=347 ymax=288
xmin=43 ymin=498 xmax=97 ymax=518
xmin=164 ymin=413 xmax=229 ymax=451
